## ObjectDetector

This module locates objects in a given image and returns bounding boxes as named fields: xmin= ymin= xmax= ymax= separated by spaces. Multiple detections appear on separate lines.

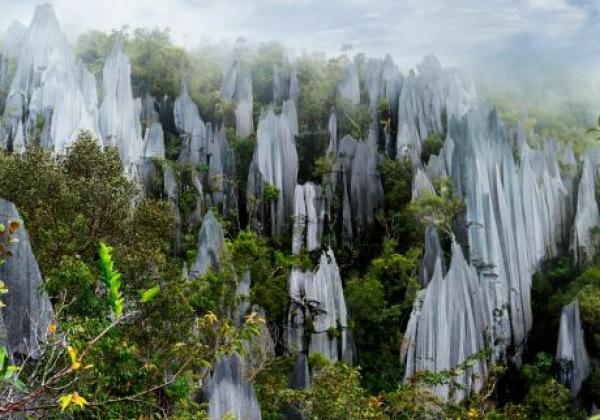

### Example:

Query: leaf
xmin=0 ymin=347 xmax=8 ymax=379
xmin=140 ymin=286 xmax=160 ymax=303
xmin=203 ymin=311 xmax=218 ymax=325
xmin=97 ymin=242 xmax=124 ymax=317
xmin=71 ymin=392 xmax=88 ymax=408
xmin=58 ymin=394 xmax=73 ymax=411
xmin=8 ymin=221 xmax=19 ymax=234
xmin=58 ymin=392 xmax=88 ymax=412
xmin=68 ymin=346 xmax=81 ymax=370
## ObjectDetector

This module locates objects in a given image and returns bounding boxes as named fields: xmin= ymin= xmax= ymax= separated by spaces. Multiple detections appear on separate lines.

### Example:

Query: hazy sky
xmin=0 ymin=0 xmax=598 ymax=73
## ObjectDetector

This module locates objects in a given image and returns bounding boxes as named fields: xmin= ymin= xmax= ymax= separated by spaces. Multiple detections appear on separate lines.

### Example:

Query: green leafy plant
xmin=263 ymin=183 xmax=280 ymax=202
xmin=97 ymin=242 xmax=124 ymax=318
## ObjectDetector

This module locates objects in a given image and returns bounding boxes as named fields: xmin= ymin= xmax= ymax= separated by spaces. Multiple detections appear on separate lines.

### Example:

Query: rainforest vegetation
xmin=0 ymin=22 xmax=598 ymax=420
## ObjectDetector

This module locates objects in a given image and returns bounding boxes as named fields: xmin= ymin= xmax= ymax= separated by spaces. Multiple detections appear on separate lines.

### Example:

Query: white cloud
xmin=0 ymin=0 xmax=595 ymax=72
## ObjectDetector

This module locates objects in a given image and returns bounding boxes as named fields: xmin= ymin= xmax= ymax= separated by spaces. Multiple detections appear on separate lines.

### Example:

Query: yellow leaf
xmin=67 ymin=346 xmax=81 ymax=370
xmin=48 ymin=323 xmax=57 ymax=334
xmin=58 ymin=394 xmax=73 ymax=411
xmin=71 ymin=392 xmax=88 ymax=408
xmin=244 ymin=312 xmax=257 ymax=325
xmin=204 ymin=311 xmax=218 ymax=325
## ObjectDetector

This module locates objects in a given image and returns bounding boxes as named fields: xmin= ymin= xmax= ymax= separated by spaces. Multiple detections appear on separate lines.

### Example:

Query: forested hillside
xmin=0 ymin=4 xmax=598 ymax=419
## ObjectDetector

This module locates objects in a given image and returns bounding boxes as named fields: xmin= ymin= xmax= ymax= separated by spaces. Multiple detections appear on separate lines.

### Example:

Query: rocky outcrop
xmin=189 ymin=210 xmax=225 ymax=279
xmin=99 ymin=39 xmax=143 ymax=176
xmin=418 ymin=225 xmax=445 ymax=287
xmin=2 ymin=4 xmax=100 ymax=154
xmin=337 ymin=58 xmax=360 ymax=105
xmin=411 ymin=164 xmax=436 ymax=200
xmin=142 ymin=122 xmax=165 ymax=160
xmin=247 ymin=107 xmax=298 ymax=237
xmin=396 ymin=55 xmax=476 ymax=158
xmin=402 ymin=85 xmax=584 ymax=400
xmin=195 ymin=214 xmax=266 ymax=420
xmin=0 ymin=21 xmax=26 ymax=95
xmin=556 ymin=299 xmax=590 ymax=397
xmin=174 ymin=80 xmax=206 ymax=166
xmin=287 ymin=249 xmax=354 ymax=363
xmin=221 ymin=58 xmax=254 ymax=138
xmin=335 ymin=129 xmax=383 ymax=239
xmin=291 ymin=183 xmax=324 ymax=254
xmin=207 ymin=124 xmax=237 ymax=218
xmin=571 ymin=148 xmax=599 ymax=265
xmin=401 ymin=240 xmax=490 ymax=401
xmin=0 ymin=199 xmax=53 ymax=359
xmin=201 ymin=353 xmax=262 ymax=420
xmin=364 ymin=55 xmax=403 ymax=121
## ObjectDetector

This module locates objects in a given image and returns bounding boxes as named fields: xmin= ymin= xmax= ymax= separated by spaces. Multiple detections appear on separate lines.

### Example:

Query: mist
xmin=1 ymin=0 xmax=599 ymax=121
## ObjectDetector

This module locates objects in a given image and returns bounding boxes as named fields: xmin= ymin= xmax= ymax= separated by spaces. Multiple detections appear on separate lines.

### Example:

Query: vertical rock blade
xmin=0 ymin=199 xmax=53 ymax=359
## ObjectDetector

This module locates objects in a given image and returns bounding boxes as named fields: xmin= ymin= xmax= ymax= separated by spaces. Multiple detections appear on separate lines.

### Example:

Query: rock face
xmin=2 ymin=4 xmax=100 ymax=154
xmin=0 ymin=199 xmax=53 ymax=359
xmin=418 ymin=225 xmax=445 ymax=287
xmin=202 ymin=353 xmax=262 ymax=420
xmin=571 ymin=149 xmax=599 ymax=265
xmin=287 ymin=249 xmax=354 ymax=364
xmin=99 ymin=39 xmax=143 ymax=176
xmin=0 ymin=20 xmax=26 ymax=95
xmin=364 ymin=55 xmax=403 ymax=121
xmin=174 ymin=80 xmax=206 ymax=166
xmin=396 ymin=55 xmax=476 ymax=158
xmin=337 ymin=58 xmax=360 ymax=105
xmin=556 ymin=299 xmax=590 ymax=397
xmin=291 ymin=182 xmax=324 ymax=254
xmin=207 ymin=124 xmax=237 ymax=218
xmin=335 ymin=130 xmax=383 ymax=239
xmin=401 ymin=240 xmax=490 ymax=401
xmin=411 ymin=164 xmax=436 ymax=200
xmin=189 ymin=210 xmax=225 ymax=279
xmin=247 ymin=107 xmax=298 ymax=237
xmin=401 ymin=63 xmax=583 ymax=399
xmin=142 ymin=122 xmax=165 ymax=160
xmin=221 ymin=58 xmax=254 ymax=138
xmin=195 ymin=214 xmax=265 ymax=420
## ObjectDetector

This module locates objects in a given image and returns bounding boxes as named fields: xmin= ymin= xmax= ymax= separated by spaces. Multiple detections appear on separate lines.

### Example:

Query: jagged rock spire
xmin=0 ymin=199 xmax=53 ymax=359
xmin=571 ymin=148 xmax=599 ymax=265
xmin=247 ymin=106 xmax=298 ymax=237
xmin=401 ymin=240 xmax=490 ymax=401
xmin=189 ymin=210 xmax=225 ymax=279
xmin=287 ymin=249 xmax=354 ymax=364
xmin=3 ymin=3 xmax=99 ymax=154
xmin=556 ymin=299 xmax=590 ymax=397
xmin=99 ymin=38 xmax=143 ymax=176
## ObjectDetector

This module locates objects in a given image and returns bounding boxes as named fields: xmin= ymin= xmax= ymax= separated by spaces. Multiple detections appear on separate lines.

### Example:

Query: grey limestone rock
xmin=287 ymin=249 xmax=354 ymax=364
xmin=556 ymin=299 xmax=590 ymax=397
xmin=0 ymin=198 xmax=53 ymax=359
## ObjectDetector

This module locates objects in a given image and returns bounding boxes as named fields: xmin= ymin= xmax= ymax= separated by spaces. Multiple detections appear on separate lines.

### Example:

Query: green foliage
xmin=0 ymin=132 xmax=136 ymax=270
xmin=139 ymin=285 xmax=160 ymax=303
xmin=263 ymin=183 xmax=280 ymax=202
xmin=407 ymin=179 xmax=465 ymax=239
xmin=77 ymin=28 xmax=189 ymax=98
xmin=378 ymin=158 xmax=418 ymax=247
xmin=227 ymin=230 xmax=306 ymax=328
xmin=421 ymin=131 xmax=444 ymax=163
xmin=45 ymin=257 xmax=103 ymax=318
xmin=98 ymin=242 xmax=124 ymax=317
xmin=280 ymin=363 xmax=383 ymax=419
xmin=346 ymin=238 xmax=421 ymax=393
